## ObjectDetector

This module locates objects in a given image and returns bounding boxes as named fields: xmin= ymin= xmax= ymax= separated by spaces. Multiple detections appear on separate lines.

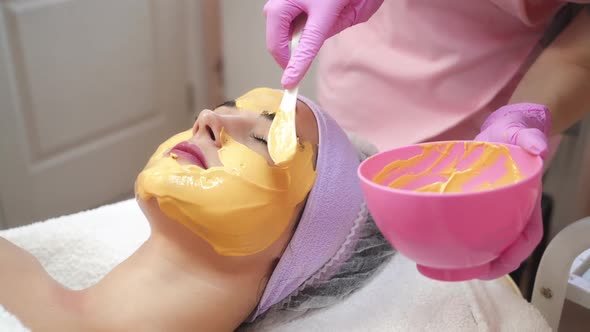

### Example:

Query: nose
xmin=193 ymin=109 xmax=223 ymax=147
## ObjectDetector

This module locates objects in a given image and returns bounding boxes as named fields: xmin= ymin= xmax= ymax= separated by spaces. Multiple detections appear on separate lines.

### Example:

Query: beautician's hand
xmin=475 ymin=103 xmax=551 ymax=279
xmin=264 ymin=0 xmax=384 ymax=88
xmin=475 ymin=103 xmax=552 ymax=158
xmin=479 ymin=194 xmax=543 ymax=280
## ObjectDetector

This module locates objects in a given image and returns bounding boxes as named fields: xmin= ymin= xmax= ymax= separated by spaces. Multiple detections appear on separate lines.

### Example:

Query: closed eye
xmin=251 ymin=133 xmax=268 ymax=145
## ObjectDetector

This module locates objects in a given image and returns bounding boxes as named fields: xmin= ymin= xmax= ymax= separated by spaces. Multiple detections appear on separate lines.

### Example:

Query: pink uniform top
xmin=317 ymin=0 xmax=586 ymax=151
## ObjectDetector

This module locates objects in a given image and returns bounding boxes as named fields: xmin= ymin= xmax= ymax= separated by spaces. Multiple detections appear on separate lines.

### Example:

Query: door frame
xmin=0 ymin=3 xmax=25 ymax=229
xmin=0 ymin=201 xmax=5 ymax=229
xmin=186 ymin=0 xmax=224 ymax=116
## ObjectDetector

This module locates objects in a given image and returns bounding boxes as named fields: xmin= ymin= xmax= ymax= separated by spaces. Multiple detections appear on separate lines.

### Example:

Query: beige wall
xmin=220 ymin=0 xmax=318 ymax=101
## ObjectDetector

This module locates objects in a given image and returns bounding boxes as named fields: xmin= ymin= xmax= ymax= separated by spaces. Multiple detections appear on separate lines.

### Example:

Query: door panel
xmin=8 ymin=0 xmax=156 ymax=156
xmin=0 ymin=0 xmax=189 ymax=228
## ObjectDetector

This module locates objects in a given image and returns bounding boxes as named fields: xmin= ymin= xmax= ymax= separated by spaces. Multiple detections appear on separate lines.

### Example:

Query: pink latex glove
xmin=264 ymin=0 xmax=384 ymax=88
xmin=475 ymin=103 xmax=552 ymax=158
xmin=475 ymin=103 xmax=551 ymax=280
xmin=479 ymin=192 xmax=544 ymax=280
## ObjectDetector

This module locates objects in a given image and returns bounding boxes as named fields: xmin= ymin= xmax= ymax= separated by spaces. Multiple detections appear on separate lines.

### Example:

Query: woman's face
xmin=136 ymin=88 xmax=319 ymax=256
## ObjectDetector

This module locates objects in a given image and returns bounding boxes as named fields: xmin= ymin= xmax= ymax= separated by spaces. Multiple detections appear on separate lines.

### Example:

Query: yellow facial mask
xmin=136 ymin=88 xmax=317 ymax=256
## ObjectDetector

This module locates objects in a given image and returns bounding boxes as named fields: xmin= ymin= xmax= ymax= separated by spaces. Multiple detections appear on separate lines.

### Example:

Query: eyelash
xmin=251 ymin=133 xmax=268 ymax=145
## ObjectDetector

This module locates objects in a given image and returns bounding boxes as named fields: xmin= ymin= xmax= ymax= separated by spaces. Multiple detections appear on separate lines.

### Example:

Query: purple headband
xmin=249 ymin=95 xmax=366 ymax=320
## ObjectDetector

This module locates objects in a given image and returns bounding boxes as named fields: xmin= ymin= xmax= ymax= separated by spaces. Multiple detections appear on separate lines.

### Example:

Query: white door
xmin=0 ymin=0 xmax=192 ymax=228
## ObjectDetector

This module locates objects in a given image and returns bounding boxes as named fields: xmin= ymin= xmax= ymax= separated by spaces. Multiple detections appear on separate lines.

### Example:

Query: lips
xmin=169 ymin=141 xmax=208 ymax=168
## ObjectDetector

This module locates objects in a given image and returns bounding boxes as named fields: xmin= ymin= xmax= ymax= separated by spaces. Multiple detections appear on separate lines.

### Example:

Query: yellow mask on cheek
xmin=136 ymin=88 xmax=317 ymax=256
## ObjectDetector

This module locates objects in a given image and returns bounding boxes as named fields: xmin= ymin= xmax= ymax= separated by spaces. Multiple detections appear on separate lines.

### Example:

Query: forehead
xmin=235 ymin=87 xmax=283 ymax=114
xmin=234 ymin=88 xmax=319 ymax=146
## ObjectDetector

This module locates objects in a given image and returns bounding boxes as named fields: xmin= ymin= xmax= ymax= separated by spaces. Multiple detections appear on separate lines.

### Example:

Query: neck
xmin=71 ymin=219 xmax=271 ymax=331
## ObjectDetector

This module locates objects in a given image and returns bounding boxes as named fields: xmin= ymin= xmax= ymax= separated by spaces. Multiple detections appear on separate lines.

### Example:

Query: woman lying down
xmin=0 ymin=88 xmax=394 ymax=331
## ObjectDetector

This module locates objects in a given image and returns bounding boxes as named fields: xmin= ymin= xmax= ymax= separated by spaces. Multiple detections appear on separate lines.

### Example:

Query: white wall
xmin=221 ymin=0 xmax=317 ymax=100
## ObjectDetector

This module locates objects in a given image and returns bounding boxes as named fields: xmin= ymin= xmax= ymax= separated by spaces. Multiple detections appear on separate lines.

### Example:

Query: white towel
xmin=0 ymin=306 xmax=29 ymax=332
xmin=0 ymin=200 xmax=550 ymax=331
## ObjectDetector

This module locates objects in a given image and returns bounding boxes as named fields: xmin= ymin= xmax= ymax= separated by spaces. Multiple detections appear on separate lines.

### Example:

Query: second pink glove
xmin=474 ymin=103 xmax=551 ymax=279
xmin=475 ymin=103 xmax=552 ymax=158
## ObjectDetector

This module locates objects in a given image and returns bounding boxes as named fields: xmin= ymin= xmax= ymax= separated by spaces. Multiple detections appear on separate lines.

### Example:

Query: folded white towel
xmin=0 ymin=200 xmax=550 ymax=331
xmin=0 ymin=305 xmax=29 ymax=332
xmin=1 ymin=199 xmax=149 ymax=290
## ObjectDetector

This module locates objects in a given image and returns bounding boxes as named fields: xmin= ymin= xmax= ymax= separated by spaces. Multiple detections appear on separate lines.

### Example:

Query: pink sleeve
xmin=489 ymin=0 xmax=589 ymax=26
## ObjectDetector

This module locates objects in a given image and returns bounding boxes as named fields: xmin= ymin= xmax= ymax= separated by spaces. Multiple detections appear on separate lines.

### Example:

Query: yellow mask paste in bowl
xmin=136 ymin=88 xmax=317 ymax=256
xmin=372 ymin=142 xmax=523 ymax=193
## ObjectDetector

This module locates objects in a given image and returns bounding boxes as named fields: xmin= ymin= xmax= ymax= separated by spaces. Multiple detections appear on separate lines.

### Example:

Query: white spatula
xmin=268 ymin=19 xmax=304 ymax=166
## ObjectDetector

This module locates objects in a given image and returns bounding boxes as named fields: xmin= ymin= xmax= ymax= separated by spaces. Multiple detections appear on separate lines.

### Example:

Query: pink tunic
xmin=317 ymin=0 xmax=585 ymax=151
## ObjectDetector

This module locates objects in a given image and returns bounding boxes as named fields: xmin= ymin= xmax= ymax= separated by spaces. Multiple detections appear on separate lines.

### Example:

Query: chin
xmin=136 ymin=196 xmax=159 ymax=219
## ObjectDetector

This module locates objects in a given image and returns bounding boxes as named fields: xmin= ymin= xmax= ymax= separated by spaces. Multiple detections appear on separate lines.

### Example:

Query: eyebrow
xmin=194 ymin=100 xmax=236 ymax=120
xmin=260 ymin=111 xmax=276 ymax=122
xmin=210 ymin=100 xmax=276 ymax=122
xmin=214 ymin=100 xmax=236 ymax=109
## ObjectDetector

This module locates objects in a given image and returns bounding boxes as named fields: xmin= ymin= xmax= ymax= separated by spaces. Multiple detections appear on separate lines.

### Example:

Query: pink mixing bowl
xmin=358 ymin=141 xmax=543 ymax=281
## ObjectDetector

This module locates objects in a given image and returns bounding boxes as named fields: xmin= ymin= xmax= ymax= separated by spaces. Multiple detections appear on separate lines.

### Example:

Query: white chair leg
xmin=531 ymin=217 xmax=590 ymax=331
